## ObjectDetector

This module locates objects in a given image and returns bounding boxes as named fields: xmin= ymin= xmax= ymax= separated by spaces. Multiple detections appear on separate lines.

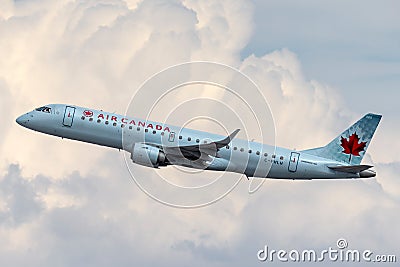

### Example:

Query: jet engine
xmin=131 ymin=143 xmax=167 ymax=168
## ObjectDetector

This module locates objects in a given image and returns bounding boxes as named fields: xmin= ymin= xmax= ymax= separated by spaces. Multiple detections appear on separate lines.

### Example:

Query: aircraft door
xmin=168 ymin=131 xmax=175 ymax=142
xmin=288 ymin=152 xmax=300 ymax=172
xmin=63 ymin=106 xmax=76 ymax=127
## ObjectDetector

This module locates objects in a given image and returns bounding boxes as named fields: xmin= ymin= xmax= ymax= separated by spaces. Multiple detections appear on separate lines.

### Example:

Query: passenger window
xmin=196 ymin=139 xmax=200 ymax=143
xmin=121 ymin=124 xmax=125 ymax=128
xmin=256 ymin=151 xmax=260 ymax=155
xmin=179 ymin=136 xmax=182 ymax=139
xmin=264 ymin=153 xmax=268 ymax=157
xmin=81 ymin=116 xmax=85 ymax=120
xmin=137 ymin=127 xmax=140 ymax=131
xmin=97 ymin=119 xmax=101 ymax=123
xmin=248 ymin=149 xmax=252 ymax=153
xmin=280 ymin=156 xmax=284 ymax=160
xmin=145 ymin=129 xmax=148 ymax=133
xmin=113 ymin=122 xmax=117 ymax=126
xmin=89 ymin=118 xmax=93 ymax=122
xmin=161 ymin=132 xmax=164 ymax=136
xmin=226 ymin=145 xmax=230 ymax=149
xmin=153 ymin=130 xmax=156 ymax=134
xmin=188 ymin=137 xmax=191 ymax=141
xmin=129 ymin=126 xmax=132 ymax=130
xmin=240 ymin=148 xmax=244 ymax=152
xmin=105 ymin=121 xmax=109 ymax=125
xmin=233 ymin=147 xmax=237 ymax=150
xmin=272 ymin=155 xmax=276 ymax=158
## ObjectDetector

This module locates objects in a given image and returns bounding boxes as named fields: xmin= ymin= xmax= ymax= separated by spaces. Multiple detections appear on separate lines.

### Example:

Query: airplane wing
xmin=164 ymin=129 xmax=240 ymax=160
xmin=145 ymin=129 xmax=240 ymax=165
xmin=328 ymin=164 xmax=373 ymax=174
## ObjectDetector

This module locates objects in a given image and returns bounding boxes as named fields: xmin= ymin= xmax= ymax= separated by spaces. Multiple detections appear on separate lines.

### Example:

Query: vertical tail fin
xmin=302 ymin=113 xmax=382 ymax=165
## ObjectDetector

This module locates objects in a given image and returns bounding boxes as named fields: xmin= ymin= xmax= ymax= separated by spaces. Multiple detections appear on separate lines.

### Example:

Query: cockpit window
xmin=35 ymin=106 xmax=52 ymax=113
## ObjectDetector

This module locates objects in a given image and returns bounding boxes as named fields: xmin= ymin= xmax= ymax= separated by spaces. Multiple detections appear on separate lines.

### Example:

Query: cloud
xmin=1 ymin=162 xmax=399 ymax=267
xmin=0 ymin=0 xmax=399 ymax=266
xmin=240 ymin=49 xmax=350 ymax=149
xmin=243 ymin=0 xmax=400 ymax=162
xmin=0 ymin=79 xmax=12 ymax=149
xmin=0 ymin=158 xmax=247 ymax=267
xmin=0 ymin=164 xmax=44 ymax=226
xmin=1 ymin=0 xmax=255 ymax=178
xmin=375 ymin=161 xmax=400 ymax=197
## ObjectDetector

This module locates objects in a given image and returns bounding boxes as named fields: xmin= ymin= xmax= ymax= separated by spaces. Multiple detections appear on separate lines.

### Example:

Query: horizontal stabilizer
xmin=328 ymin=164 xmax=373 ymax=174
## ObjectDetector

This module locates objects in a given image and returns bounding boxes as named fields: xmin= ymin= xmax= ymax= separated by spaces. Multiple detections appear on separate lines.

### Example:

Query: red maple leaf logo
xmin=83 ymin=110 xmax=93 ymax=117
xmin=340 ymin=132 xmax=367 ymax=162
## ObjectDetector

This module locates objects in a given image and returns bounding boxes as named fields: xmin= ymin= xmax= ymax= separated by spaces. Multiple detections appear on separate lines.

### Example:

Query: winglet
xmin=215 ymin=129 xmax=240 ymax=148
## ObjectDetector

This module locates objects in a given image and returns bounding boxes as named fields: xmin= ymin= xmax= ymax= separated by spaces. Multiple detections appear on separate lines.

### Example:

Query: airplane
xmin=16 ymin=104 xmax=381 ymax=179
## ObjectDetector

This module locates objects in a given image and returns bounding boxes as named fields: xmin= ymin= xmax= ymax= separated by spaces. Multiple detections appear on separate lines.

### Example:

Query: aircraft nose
xmin=16 ymin=114 xmax=30 ymax=126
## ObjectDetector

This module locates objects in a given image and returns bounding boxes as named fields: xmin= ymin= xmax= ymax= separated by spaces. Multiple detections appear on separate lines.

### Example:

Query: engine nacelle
xmin=131 ymin=143 xmax=166 ymax=168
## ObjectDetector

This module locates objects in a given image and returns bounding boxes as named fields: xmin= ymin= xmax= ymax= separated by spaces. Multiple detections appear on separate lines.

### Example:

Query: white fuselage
xmin=16 ymin=104 xmax=360 ymax=179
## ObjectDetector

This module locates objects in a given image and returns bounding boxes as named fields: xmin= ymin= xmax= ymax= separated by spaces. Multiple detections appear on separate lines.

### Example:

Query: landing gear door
xmin=288 ymin=152 xmax=300 ymax=172
xmin=63 ymin=106 xmax=76 ymax=127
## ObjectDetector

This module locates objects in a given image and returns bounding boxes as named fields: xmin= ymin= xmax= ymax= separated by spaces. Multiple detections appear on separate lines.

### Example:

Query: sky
xmin=0 ymin=0 xmax=399 ymax=266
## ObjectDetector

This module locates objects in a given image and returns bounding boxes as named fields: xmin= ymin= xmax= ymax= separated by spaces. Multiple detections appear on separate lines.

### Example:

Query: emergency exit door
xmin=63 ymin=106 xmax=76 ymax=127
xmin=288 ymin=152 xmax=300 ymax=172
xmin=168 ymin=131 xmax=176 ymax=142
